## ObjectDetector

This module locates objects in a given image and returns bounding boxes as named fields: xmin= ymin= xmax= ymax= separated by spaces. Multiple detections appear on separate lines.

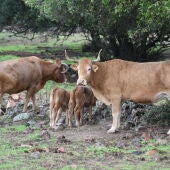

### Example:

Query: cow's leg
xmin=107 ymin=99 xmax=121 ymax=134
xmin=65 ymin=110 xmax=69 ymax=125
xmin=23 ymin=88 xmax=35 ymax=112
xmin=79 ymin=107 xmax=84 ymax=126
xmin=89 ymin=106 xmax=92 ymax=123
xmin=31 ymin=95 xmax=39 ymax=111
xmin=0 ymin=93 xmax=4 ymax=115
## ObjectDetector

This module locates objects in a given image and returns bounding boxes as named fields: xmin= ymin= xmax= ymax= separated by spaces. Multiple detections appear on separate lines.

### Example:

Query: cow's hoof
xmin=107 ymin=128 xmax=116 ymax=134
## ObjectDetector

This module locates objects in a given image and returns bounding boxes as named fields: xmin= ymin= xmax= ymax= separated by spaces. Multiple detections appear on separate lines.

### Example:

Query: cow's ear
xmin=70 ymin=64 xmax=78 ymax=71
xmin=92 ymin=64 xmax=98 ymax=72
xmin=55 ymin=59 xmax=61 ymax=65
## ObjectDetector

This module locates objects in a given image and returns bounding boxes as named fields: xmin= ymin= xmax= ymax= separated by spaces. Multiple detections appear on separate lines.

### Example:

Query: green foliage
xmin=0 ymin=0 xmax=54 ymax=33
xmin=25 ymin=0 xmax=170 ymax=61
xmin=144 ymin=103 xmax=170 ymax=125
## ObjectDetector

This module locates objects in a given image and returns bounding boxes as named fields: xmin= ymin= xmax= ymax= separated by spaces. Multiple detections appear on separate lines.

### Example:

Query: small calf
xmin=49 ymin=87 xmax=70 ymax=128
xmin=68 ymin=86 xmax=96 ymax=126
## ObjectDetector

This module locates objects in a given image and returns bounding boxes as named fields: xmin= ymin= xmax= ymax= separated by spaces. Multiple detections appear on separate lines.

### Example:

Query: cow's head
xmin=65 ymin=49 xmax=102 ymax=86
xmin=52 ymin=59 xmax=69 ymax=83
xmin=71 ymin=59 xmax=98 ymax=86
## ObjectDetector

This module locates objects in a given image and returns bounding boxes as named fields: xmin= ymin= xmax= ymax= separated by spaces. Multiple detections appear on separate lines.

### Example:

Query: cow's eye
xmin=87 ymin=68 xmax=91 ymax=71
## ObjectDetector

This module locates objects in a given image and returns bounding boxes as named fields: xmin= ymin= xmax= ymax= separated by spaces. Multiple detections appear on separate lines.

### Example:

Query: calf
xmin=49 ymin=87 xmax=70 ymax=128
xmin=68 ymin=86 xmax=96 ymax=126
xmin=0 ymin=56 xmax=68 ymax=112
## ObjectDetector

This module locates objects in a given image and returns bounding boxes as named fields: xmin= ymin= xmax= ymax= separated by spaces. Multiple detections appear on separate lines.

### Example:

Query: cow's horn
xmin=65 ymin=50 xmax=78 ymax=63
xmin=61 ymin=63 xmax=69 ymax=73
xmin=94 ymin=49 xmax=102 ymax=62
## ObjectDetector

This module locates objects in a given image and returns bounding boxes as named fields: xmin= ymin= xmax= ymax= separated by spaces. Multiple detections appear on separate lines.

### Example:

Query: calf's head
xmin=71 ymin=59 xmax=98 ymax=86
xmin=52 ymin=59 xmax=69 ymax=83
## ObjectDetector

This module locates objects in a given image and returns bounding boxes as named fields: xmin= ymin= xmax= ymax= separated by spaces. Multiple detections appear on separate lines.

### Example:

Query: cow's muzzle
xmin=77 ymin=79 xmax=87 ymax=86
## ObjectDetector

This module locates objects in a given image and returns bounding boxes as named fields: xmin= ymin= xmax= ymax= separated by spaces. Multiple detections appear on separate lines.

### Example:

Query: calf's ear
xmin=92 ymin=64 xmax=98 ymax=72
xmin=70 ymin=64 xmax=78 ymax=71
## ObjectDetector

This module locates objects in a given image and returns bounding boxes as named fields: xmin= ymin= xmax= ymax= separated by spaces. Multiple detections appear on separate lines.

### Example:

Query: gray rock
xmin=13 ymin=112 xmax=34 ymax=122
xmin=30 ymin=152 xmax=41 ymax=159
xmin=27 ymin=120 xmax=37 ymax=126
xmin=156 ymin=138 xmax=168 ymax=145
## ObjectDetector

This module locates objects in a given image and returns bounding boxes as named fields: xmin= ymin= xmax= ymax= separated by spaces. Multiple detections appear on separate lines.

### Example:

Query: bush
xmin=144 ymin=103 xmax=170 ymax=126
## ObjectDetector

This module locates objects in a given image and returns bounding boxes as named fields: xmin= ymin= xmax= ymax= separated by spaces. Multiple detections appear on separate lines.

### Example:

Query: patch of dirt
xmin=0 ymin=118 xmax=169 ymax=170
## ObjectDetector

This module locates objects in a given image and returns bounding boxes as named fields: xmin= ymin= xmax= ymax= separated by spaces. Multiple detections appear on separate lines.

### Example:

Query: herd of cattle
xmin=0 ymin=51 xmax=170 ymax=133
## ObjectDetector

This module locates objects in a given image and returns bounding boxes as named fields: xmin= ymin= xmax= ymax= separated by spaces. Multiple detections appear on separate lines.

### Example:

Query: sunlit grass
xmin=0 ymin=45 xmax=38 ymax=53
xmin=0 ymin=55 xmax=19 ymax=61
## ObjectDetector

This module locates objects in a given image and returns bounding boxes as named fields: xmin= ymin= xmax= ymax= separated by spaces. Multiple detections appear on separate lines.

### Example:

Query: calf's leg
xmin=67 ymin=101 xmax=74 ymax=126
xmin=74 ymin=105 xmax=83 ymax=126
xmin=54 ymin=108 xmax=62 ymax=125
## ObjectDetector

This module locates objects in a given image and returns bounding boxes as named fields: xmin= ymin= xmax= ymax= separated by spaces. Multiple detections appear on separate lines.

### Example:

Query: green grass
xmin=121 ymin=161 xmax=168 ymax=170
xmin=59 ymin=166 xmax=87 ymax=170
xmin=0 ymin=140 xmax=29 ymax=157
xmin=0 ymin=45 xmax=39 ymax=53
xmin=40 ymin=81 xmax=75 ymax=94
xmin=0 ymin=55 xmax=19 ymax=61
xmin=87 ymin=146 xmax=126 ymax=156
xmin=0 ymin=124 xmax=27 ymax=133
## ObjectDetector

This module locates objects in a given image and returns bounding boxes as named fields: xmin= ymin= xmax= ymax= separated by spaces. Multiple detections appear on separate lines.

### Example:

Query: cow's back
xmin=119 ymin=60 xmax=170 ymax=103
xmin=0 ymin=57 xmax=42 ymax=93
xmin=50 ymin=87 xmax=70 ymax=111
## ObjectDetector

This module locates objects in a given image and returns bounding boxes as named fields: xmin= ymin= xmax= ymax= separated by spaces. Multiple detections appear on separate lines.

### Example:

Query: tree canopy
xmin=1 ymin=0 xmax=170 ymax=61
xmin=0 ymin=0 xmax=54 ymax=36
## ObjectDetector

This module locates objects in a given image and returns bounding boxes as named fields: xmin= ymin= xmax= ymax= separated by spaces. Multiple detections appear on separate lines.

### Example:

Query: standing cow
xmin=68 ymin=86 xmax=96 ymax=127
xmin=49 ymin=87 xmax=70 ymax=128
xmin=66 ymin=50 xmax=170 ymax=133
xmin=0 ymin=56 xmax=68 ymax=112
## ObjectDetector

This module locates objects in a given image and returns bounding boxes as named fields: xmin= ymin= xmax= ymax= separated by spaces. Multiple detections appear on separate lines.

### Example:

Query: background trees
xmin=1 ymin=0 xmax=170 ymax=61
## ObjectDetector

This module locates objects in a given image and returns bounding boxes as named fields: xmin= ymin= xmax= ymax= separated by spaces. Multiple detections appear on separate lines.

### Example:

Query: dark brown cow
xmin=49 ymin=87 xmax=70 ymax=128
xmin=68 ymin=86 xmax=96 ymax=126
xmin=68 ymin=52 xmax=170 ymax=133
xmin=0 ymin=56 xmax=68 ymax=112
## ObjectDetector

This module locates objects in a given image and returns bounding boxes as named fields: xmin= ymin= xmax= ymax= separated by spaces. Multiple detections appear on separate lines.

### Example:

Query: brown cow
xmin=0 ymin=56 xmax=68 ymax=113
xmin=69 ymin=55 xmax=170 ymax=133
xmin=68 ymin=86 xmax=96 ymax=127
xmin=49 ymin=87 xmax=70 ymax=128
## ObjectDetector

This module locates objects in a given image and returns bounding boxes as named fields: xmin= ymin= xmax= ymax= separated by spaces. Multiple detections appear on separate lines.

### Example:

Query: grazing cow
xmin=68 ymin=86 xmax=96 ymax=127
xmin=0 ymin=56 xmax=68 ymax=112
xmin=49 ymin=87 xmax=70 ymax=128
xmin=66 ymin=51 xmax=170 ymax=133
